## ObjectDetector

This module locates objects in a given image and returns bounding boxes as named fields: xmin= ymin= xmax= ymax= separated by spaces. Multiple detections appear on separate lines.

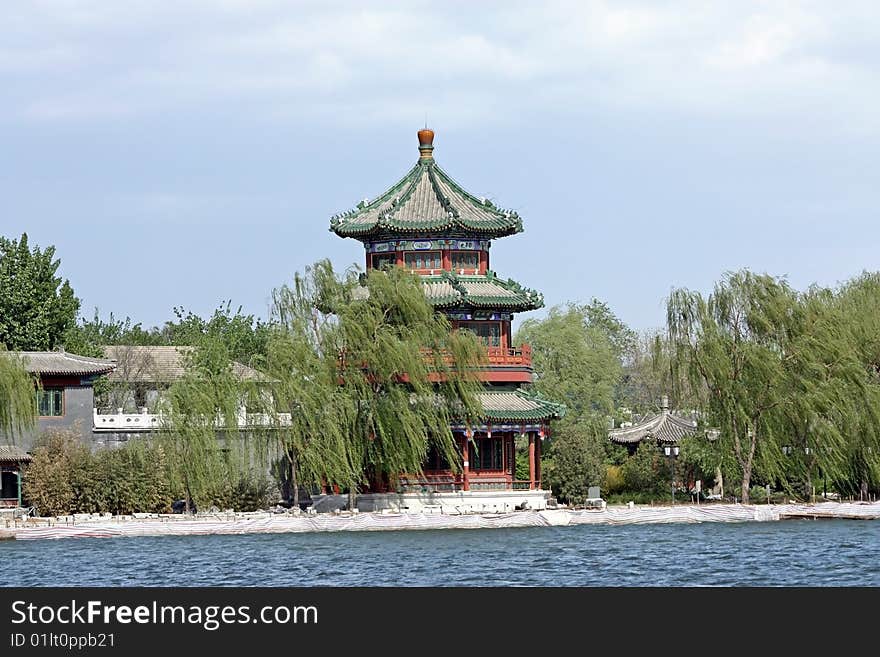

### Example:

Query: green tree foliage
xmin=516 ymin=302 xmax=629 ymax=502
xmin=265 ymin=260 xmax=485 ymax=502
xmin=22 ymin=431 xmax=80 ymax=516
xmin=516 ymin=303 xmax=623 ymax=417
xmin=66 ymin=302 xmax=269 ymax=365
xmin=0 ymin=233 xmax=80 ymax=350
xmin=618 ymin=330 xmax=679 ymax=417
xmin=621 ymin=441 xmax=666 ymax=494
xmin=159 ymin=335 xmax=270 ymax=511
xmin=0 ymin=348 xmax=36 ymax=440
xmin=667 ymin=270 xmax=880 ymax=503
xmin=24 ymin=418 xmax=273 ymax=516
xmin=23 ymin=430 xmax=180 ymax=516
xmin=581 ymin=299 xmax=637 ymax=362
xmin=830 ymin=273 xmax=880 ymax=496
xmin=542 ymin=417 xmax=607 ymax=504
xmin=63 ymin=310 xmax=164 ymax=357
xmin=160 ymin=301 xmax=271 ymax=367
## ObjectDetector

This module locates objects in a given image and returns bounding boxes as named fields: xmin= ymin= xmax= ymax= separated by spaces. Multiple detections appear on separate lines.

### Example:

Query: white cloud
xmin=2 ymin=1 xmax=879 ymax=134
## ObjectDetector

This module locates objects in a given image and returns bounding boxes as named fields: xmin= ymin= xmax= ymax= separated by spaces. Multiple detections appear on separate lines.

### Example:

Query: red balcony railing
xmin=417 ymin=344 xmax=532 ymax=369
xmin=486 ymin=344 xmax=531 ymax=367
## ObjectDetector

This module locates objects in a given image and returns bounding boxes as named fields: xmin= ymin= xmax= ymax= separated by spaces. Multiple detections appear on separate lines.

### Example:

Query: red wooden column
xmin=535 ymin=432 xmax=542 ymax=489
xmin=508 ymin=433 xmax=516 ymax=483
xmin=528 ymin=433 xmax=536 ymax=490
xmin=462 ymin=433 xmax=471 ymax=492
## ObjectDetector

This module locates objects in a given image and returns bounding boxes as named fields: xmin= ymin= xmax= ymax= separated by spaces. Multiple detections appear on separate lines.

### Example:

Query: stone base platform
xmin=310 ymin=489 xmax=552 ymax=514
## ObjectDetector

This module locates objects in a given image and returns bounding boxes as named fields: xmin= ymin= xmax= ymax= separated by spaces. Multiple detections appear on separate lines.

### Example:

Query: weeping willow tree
xmin=829 ymin=272 xmax=880 ymax=496
xmin=0 ymin=348 xmax=36 ymax=440
xmin=264 ymin=263 xmax=354 ymax=507
xmin=759 ymin=285 xmax=880 ymax=499
xmin=667 ymin=270 xmax=880 ymax=503
xmin=160 ymin=338 xmax=271 ymax=511
xmin=266 ymin=260 xmax=485 ymax=507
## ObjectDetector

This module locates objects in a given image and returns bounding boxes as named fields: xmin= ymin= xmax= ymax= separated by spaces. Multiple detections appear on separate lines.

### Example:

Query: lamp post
xmin=663 ymin=444 xmax=680 ymax=505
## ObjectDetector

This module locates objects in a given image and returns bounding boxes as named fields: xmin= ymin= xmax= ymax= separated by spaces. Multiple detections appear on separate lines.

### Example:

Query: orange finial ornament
xmin=418 ymin=127 xmax=434 ymax=160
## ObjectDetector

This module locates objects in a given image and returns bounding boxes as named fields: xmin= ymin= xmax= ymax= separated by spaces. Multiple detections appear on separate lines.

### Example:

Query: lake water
xmin=1 ymin=520 xmax=877 ymax=586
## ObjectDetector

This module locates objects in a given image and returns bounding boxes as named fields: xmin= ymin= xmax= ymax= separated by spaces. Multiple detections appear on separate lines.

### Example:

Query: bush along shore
xmin=3 ymin=501 xmax=879 ymax=541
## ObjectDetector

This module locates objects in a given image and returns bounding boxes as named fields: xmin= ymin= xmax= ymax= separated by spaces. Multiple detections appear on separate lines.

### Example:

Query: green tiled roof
xmin=424 ymin=271 xmax=544 ymax=311
xmin=330 ymin=159 xmax=524 ymax=239
xmin=608 ymin=409 xmax=698 ymax=445
xmin=479 ymin=389 xmax=566 ymax=421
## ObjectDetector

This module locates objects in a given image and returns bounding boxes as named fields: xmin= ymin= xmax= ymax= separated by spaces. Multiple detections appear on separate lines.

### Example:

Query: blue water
xmin=1 ymin=520 xmax=877 ymax=586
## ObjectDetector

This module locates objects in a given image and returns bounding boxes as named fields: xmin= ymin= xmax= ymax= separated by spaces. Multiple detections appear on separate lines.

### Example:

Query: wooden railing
xmin=398 ymin=475 xmax=539 ymax=492
xmin=398 ymin=474 xmax=460 ymax=493
xmin=419 ymin=344 xmax=532 ymax=369
xmin=486 ymin=344 xmax=531 ymax=367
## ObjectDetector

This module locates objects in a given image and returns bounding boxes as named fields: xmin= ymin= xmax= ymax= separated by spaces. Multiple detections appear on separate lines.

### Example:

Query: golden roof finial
xmin=418 ymin=126 xmax=434 ymax=160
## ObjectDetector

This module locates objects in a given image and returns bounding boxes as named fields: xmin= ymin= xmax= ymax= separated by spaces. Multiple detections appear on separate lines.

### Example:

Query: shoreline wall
xmin=6 ymin=501 xmax=880 ymax=541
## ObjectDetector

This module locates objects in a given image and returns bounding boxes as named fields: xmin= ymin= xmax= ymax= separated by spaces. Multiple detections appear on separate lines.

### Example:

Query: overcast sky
xmin=2 ymin=1 xmax=878 ymax=333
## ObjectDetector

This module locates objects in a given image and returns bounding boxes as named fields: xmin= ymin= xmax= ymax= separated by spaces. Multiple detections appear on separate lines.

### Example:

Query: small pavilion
xmin=608 ymin=396 xmax=698 ymax=454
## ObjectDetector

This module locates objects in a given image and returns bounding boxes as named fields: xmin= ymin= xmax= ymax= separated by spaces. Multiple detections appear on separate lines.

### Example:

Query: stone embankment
xmin=2 ymin=501 xmax=878 ymax=541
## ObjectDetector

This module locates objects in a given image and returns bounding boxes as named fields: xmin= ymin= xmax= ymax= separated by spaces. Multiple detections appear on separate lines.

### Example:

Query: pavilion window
xmin=37 ymin=387 xmax=64 ymax=417
xmin=472 ymin=436 xmax=504 ymax=471
xmin=423 ymin=444 xmax=452 ymax=471
xmin=371 ymin=253 xmax=397 ymax=270
xmin=459 ymin=321 xmax=502 ymax=347
xmin=451 ymin=251 xmax=480 ymax=272
xmin=404 ymin=251 xmax=441 ymax=271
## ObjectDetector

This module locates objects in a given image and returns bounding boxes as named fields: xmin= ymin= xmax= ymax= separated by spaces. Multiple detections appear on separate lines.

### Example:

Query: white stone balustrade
xmin=93 ymin=408 xmax=292 ymax=432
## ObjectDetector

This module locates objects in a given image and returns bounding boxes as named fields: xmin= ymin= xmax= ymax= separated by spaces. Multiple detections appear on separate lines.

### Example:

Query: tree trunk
xmin=740 ymin=425 xmax=758 ymax=505
xmin=348 ymin=488 xmax=357 ymax=512
xmin=290 ymin=451 xmax=299 ymax=508
xmin=184 ymin=470 xmax=193 ymax=514
xmin=740 ymin=464 xmax=751 ymax=504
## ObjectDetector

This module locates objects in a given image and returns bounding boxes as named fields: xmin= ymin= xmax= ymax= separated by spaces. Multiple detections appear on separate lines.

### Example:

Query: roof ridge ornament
xmin=418 ymin=127 xmax=435 ymax=160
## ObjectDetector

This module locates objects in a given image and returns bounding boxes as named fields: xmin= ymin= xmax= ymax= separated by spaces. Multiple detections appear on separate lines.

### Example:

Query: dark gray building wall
xmin=92 ymin=431 xmax=150 ymax=449
xmin=1 ymin=385 xmax=94 ymax=453
xmin=28 ymin=386 xmax=95 ymax=451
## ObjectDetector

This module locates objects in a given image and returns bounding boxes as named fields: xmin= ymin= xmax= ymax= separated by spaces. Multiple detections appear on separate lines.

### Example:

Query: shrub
xmin=544 ymin=418 xmax=607 ymax=504
xmin=603 ymin=465 xmax=625 ymax=494
xmin=23 ymin=432 xmax=175 ymax=516
xmin=621 ymin=442 xmax=665 ymax=494
xmin=22 ymin=430 xmax=84 ymax=516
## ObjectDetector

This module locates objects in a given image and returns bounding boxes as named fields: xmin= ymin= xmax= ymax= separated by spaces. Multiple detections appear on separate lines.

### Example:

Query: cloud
xmin=2 ymin=1 xmax=879 ymax=134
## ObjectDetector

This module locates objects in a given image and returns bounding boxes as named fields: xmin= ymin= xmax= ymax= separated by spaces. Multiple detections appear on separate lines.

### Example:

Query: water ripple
xmin=0 ymin=520 xmax=877 ymax=587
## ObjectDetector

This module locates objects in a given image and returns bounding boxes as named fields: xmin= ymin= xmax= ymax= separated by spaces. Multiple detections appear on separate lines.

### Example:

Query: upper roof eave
xmin=329 ymin=144 xmax=525 ymax=239
xmin=479 ymin=389 xmax=566 ymax=422
xmin=7 ymin=351 xmax=116 ymax=376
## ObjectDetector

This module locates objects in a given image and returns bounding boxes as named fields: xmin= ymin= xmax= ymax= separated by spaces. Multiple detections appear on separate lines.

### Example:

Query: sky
xmin=2 ymin=1 xmax=878 ymax=334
